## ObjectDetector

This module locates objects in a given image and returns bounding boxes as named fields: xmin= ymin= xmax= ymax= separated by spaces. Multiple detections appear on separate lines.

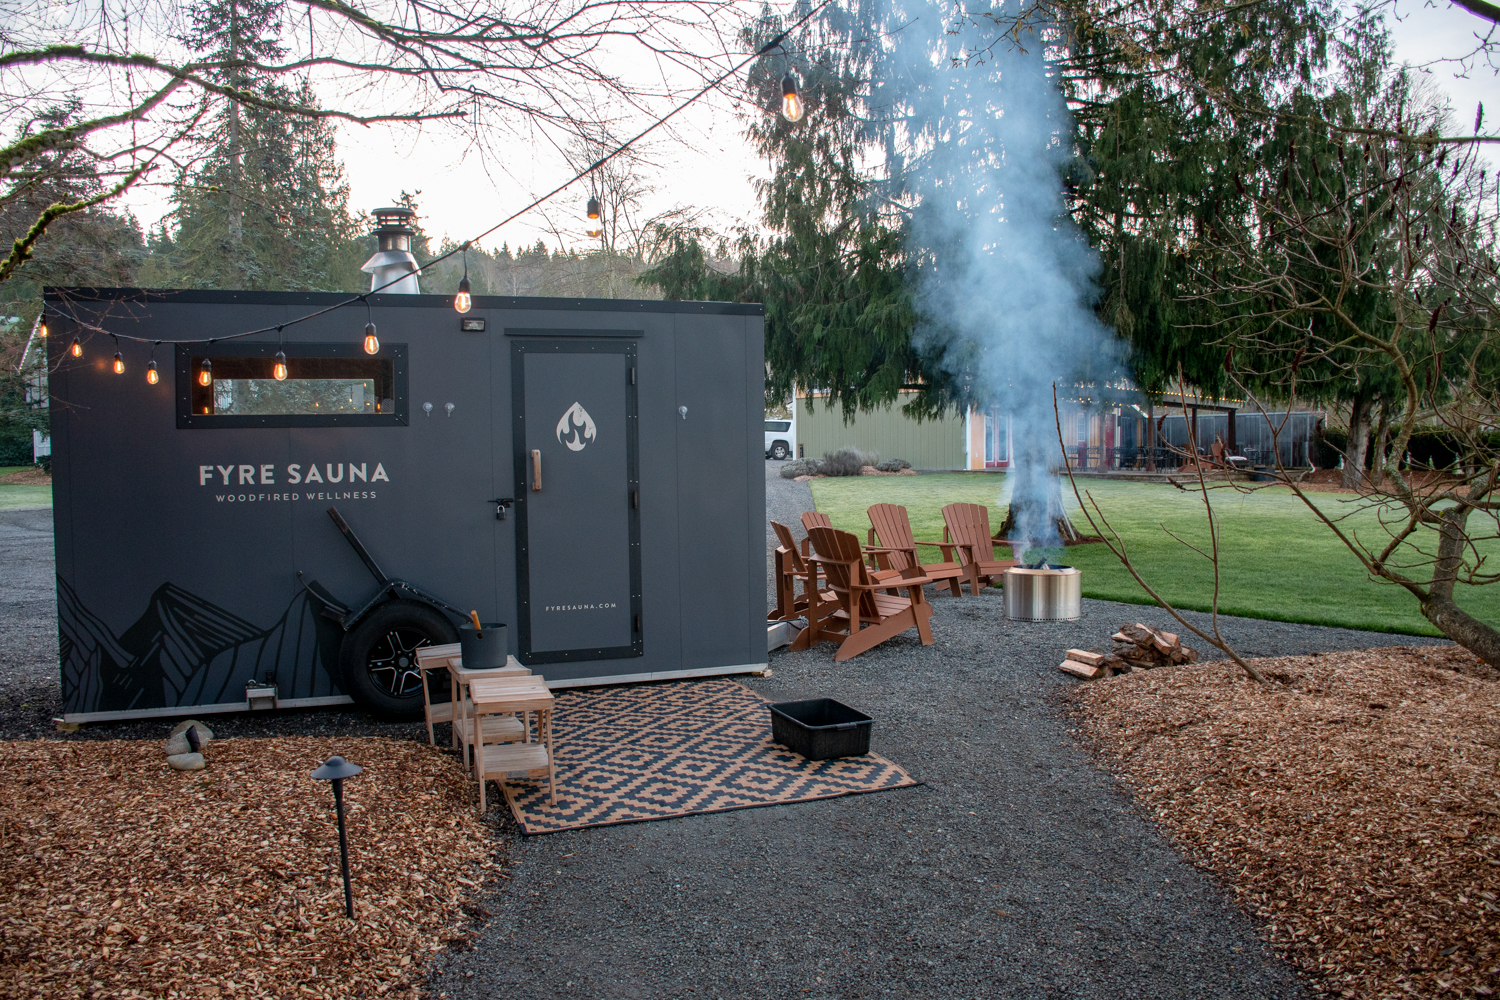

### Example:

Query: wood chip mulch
xmin=0 ymin=467 xmax=49 ymax=485
xmin=0 ymin=736 xmax=499 ymax=1000
xmin=1067 ymin=645 xmax=1500 ymax=999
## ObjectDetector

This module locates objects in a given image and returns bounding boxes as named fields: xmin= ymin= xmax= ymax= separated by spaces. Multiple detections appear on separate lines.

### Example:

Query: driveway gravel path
xmin=0 ymin=472 xmax=1449 ymax=997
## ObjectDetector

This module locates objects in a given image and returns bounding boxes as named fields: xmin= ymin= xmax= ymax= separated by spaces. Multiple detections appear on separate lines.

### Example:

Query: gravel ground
xmin=0 ymin=472 xmax=1452 ymax=998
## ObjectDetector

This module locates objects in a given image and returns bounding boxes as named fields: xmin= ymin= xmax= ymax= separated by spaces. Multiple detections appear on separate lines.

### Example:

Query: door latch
xmin=489 ymin=498 xmax=515 ymax=520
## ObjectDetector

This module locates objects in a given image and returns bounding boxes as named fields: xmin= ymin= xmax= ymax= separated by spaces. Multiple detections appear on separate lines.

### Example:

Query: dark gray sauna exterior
xmin=44 ymin=289 xmax=767 ymax=722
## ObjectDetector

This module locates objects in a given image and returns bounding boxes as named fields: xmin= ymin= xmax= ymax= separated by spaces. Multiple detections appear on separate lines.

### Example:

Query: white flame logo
xmin=555 ymin=402 xmax=597 ymax=452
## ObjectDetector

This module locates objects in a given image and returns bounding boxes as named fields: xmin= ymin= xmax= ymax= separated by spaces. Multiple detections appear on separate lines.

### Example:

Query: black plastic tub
xmin=459 ymin=622 xmax=509 ymax=669
xmin=769 ymin=698 xmax=872 ymax=760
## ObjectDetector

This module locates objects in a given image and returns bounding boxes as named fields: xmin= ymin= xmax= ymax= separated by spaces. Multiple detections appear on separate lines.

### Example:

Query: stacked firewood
xmin=1058 ymin=622 xmax=1201 ymax=679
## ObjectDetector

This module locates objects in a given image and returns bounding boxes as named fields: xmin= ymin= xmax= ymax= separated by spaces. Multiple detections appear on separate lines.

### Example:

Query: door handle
xmin=531 ymin=449 xmax=542 ymax=491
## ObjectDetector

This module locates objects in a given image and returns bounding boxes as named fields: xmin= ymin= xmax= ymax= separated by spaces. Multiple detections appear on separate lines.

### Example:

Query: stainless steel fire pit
xmin=1002 ymin=565 xmax=1082 ymax=621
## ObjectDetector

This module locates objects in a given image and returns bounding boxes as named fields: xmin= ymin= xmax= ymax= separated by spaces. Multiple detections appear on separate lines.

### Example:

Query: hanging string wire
xmin=46 ymin=7 xmax=827 ymax=350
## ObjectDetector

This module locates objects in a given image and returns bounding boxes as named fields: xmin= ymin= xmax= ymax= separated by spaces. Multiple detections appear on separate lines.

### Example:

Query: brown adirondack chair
xmin=866 ymin=503 xmax=966 ymax=598
xmin=941 ymin=502 xmax=1019 ymax=595
xmin=791 ymin=525 xmax=935 ymax=661
xmin=769 ymin=520 xmax=836 ymax=622
xmin=798 ymin=510 xmax=833 ymax=559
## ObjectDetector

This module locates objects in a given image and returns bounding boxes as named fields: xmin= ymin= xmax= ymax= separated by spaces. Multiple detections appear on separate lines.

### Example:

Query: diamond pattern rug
xmin=499 ymin=678 xmax=918 ymax=835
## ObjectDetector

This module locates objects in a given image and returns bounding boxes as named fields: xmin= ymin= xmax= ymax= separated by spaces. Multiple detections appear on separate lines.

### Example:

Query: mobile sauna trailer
xmin=44 ymin=288 xmax=767 ymax=722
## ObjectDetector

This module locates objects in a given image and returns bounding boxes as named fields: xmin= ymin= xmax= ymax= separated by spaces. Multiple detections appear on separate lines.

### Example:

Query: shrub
xmin=875 ymin=458 xmax=911 ymax=472
xmin=779 ymin=458 xmax=820 ymax=479
xmin=818 ymin=448 xmax=876 ymax=477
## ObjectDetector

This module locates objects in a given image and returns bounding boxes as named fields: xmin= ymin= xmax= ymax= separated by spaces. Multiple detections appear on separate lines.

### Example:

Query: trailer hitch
xmin=296 ymin=507 xmax=472 ymax=631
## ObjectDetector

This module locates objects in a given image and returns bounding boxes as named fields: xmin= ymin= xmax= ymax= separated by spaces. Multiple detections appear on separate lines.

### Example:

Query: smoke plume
xmin=868 ymin=1 xmax=1120 ymax=562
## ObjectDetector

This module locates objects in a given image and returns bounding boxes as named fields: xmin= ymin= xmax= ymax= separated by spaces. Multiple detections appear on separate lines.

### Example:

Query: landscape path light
xmin=311 ymin=754 xmax=363 ymax=919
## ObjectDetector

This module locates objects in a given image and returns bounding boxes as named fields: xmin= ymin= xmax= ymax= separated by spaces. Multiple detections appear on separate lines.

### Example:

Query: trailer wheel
xmin=340 ymin=601 xmax=459 ymax=719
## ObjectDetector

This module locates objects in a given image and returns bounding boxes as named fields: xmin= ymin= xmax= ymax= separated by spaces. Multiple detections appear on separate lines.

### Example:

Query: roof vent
xmin=361 ymin=206 xmax=421 ymax=294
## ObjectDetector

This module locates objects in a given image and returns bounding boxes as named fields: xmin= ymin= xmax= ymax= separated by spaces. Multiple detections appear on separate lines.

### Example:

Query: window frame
xmin=174 ymin=342 xmax=408 ymax=429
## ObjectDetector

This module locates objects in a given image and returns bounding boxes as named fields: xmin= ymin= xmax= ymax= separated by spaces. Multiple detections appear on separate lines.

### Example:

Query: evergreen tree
xmin=139 ymin=1 xmax=365 ymax=291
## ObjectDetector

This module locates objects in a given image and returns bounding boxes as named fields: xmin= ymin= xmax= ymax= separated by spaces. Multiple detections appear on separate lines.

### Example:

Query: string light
xmin=113 ymin=352 xmax=125 ymax=375
xmin=362 ymin=301 xmax=379 ymax=355
xmin=273 ymin=351 xmax=288 ymax=381
xmin=146 ymin=360 xmax=159 ymax=385
xmin=781 ymin=73 xmax=805 ymax=123
xmin=454 ymin=243 xmax=472 ymax=313
xmin=38 ymin=313 xmax=48 ymax=338
xmin=34 ymin=5 xmax=834 ymax=394
xmin=586 ymin=196 xmax=603 ymax=238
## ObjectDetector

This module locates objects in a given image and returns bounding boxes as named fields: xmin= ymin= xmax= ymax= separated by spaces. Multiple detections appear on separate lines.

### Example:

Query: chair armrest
xmin=862 ymin=545 xmax=903 ymax=553
xmin=912 ymin=540 xmax=953 ymax=548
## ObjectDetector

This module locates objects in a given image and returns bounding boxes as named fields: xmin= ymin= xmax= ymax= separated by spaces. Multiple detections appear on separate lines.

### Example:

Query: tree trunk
xmin=1372 ymin=401 xmax=1391 ymax=488
xmin=1421 ymin=505 xmax=1500 ymax=663
xmin=1146 ymin=402 xmax=1156 ymax=471
xmin=1341 ymin=392 xmax=1373 ymax=489
xmin=227 ymin=2 xmax=244 ymax=245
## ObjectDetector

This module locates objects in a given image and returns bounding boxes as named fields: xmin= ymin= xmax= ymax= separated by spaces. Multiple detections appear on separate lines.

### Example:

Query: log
xmin=1065 ymin=649 xmax=1106 ymax=667
xmin=1058 ymin=660 xmax=1101 ymax=680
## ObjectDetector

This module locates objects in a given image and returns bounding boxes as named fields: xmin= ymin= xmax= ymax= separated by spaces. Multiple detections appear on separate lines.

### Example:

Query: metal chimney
xmin=361 ymin=206 xmax=421 ymax=294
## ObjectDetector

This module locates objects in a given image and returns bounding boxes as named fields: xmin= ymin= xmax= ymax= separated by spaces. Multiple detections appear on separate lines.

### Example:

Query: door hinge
xmin=631 ymin=489 xmax=639 ymax=509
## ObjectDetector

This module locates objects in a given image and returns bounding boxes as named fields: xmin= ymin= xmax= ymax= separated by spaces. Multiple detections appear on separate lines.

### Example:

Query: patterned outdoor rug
xmin=500 ymin=678 xmax=917 ymax=834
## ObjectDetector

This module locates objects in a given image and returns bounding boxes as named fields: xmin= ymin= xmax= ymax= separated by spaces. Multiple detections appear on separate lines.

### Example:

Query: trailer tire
xmin=340 ymin=601 xmax=459 ymax=720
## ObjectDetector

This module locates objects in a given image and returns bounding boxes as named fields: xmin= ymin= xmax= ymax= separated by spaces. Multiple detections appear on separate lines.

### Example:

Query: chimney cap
xmin=371 ymin=206 xmax=416 ymax=233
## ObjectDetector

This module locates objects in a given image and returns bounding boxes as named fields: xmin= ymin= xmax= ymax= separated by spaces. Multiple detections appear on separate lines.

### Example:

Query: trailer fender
xmin=338 ymin=600 xmax=460 ymax=719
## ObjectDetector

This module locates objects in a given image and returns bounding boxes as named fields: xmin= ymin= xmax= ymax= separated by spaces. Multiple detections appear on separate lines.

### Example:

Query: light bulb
xmin=70 ymin=337 xmax=82 ymax=358
xmin=781 ymin=73 xmax=805 ymax=123
xmin=113 ymin=352 xmax=124 ymax=375
xmin=586 ymin=196 xmax=602 ymax=238
xmin=198 ymin=359 xmax=212 ymax=387
xmin=38 ymin=317 xmax=48 ymax=338
xmin=363 ymin=323 xmax=379 ymax=355
xmin=454 ymin=276 xmax=472 ymax=314
xmin=146 ymin=360 xmax=159 ymax=385
xmin=273 ymin=351 xmax=288 ymax=381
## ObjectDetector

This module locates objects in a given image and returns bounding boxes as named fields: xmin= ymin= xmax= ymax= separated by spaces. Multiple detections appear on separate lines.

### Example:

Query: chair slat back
xmin=801 ymin=510 xmax=832 ymax=533
xmin=942 ymin=503 xmax=996 ymax=563
xmin=866 ymin=503 xmax=916 ymax=572
xmin=807 ymin=526 xmax=880 ymax=616
xmin=769 ymin=520 xmax=807 ymax=573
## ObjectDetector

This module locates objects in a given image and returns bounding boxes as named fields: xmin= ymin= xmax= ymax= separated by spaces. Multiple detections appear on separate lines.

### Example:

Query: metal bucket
xmin=458 ymin=622 xmax=509 ymax=669
xmin=1002 ymin=567 xmax=1082 ymax=621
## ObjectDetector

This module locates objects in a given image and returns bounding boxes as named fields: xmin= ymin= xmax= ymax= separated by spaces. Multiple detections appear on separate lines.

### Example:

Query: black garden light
xmin=311 ymin=754 xmax=364 ymax=919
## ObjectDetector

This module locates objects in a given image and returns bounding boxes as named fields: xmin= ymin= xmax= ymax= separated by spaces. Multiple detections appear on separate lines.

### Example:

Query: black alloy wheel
xmin=339 ymin=600 xmax=459 ymax=719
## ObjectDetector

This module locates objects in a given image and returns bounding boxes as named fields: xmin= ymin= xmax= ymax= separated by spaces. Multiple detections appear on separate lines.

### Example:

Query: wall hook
xmin=445 ymin=402 xmax=455 ymax=417
xmin=678 ymin=405 xmax=688 ymax=420
xmin=422 ymin=402 xmax=433 ymax=417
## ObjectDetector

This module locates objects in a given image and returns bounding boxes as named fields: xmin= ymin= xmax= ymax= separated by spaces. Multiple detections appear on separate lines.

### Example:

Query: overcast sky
xmin=119 ymin=1 xmax=1498 ymax=258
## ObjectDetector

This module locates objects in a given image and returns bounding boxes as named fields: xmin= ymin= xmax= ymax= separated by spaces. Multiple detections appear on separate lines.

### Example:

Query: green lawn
xmin=0 ymin=466 xmax=51 ymax=509
xmin=807 ymin=473 xmax=1499 ymax=636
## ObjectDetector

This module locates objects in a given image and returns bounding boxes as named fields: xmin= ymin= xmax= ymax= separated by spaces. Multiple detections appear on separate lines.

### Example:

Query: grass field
xmin=808 ymin=473 xmax=1500 ymax=636
xmin=0 ymin=466 xmax=51 ymax=510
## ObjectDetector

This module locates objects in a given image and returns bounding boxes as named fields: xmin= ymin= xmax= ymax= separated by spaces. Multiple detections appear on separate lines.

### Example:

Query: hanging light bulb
xmin=273 ymin=351 xmax=288 ymax=381
xmin=38 ymin=314 xmax=48 ymax=338
xmin=198 ymin=358 xmax=213 ymax=387
xmin=363 ymin=323 xmax=379 ymax=355
xmin=781 ymin=73 xmax=805 ymax=123
xmin=586 ymin=196 xmax=603 ymax=238
xmin=70 ymin=336 xmax=82 ymax=358
xmin=454 ymin=244 xmax=473 ymax=313
xmin=146 ymin=359 xmax=159 ymax=385
xmin=113 ymin=351 xmax=125 ymax=375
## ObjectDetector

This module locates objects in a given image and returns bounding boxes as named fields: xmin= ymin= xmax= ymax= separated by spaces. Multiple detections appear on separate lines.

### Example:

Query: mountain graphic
xmin=59 ymin=579 xmax=343 ymax=715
